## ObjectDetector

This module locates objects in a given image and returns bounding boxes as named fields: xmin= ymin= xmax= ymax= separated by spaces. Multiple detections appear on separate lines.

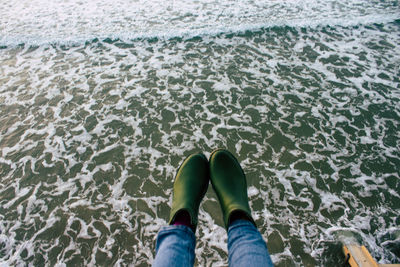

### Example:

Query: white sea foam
xmin=1 ymin=5 xmax=400 ymax=265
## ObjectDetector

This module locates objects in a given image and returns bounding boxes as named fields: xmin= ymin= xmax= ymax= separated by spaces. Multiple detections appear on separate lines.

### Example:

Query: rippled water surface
xmin=1 ymin=0 xmax=400 ymax=266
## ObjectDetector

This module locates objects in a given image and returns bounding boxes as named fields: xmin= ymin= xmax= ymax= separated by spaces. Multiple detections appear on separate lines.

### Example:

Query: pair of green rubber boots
xmin=168 ymin=149 xmax=255 ymax=232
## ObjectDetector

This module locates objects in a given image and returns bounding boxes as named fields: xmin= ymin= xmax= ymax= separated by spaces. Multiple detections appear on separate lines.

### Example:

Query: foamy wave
xmin=0 ymin=0 xmax=399 ymax=46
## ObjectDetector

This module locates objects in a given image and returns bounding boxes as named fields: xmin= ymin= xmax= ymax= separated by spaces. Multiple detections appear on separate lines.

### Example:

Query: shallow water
xmin=1 ymin=0 xmax=400 ymax=266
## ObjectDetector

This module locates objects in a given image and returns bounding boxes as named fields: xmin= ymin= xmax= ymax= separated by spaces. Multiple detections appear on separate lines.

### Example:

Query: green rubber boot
xmin=169 ymin=153 xmax=209 ymax=231
xmin=209 ymin=149 xmax=256 ymax=229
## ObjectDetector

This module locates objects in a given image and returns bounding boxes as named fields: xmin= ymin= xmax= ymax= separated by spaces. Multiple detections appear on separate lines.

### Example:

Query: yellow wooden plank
xmin=343 ymin=245 xmax=379 ymax=267
xmin=360 ymin=245 xmax=379 ymax=267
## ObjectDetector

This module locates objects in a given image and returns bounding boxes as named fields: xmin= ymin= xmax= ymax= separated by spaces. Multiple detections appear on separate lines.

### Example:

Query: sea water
xmin=0 ymin=0 xmax=399 ymax=265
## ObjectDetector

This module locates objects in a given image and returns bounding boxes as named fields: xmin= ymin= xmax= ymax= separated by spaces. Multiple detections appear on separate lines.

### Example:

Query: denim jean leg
xmin=152 ymin=225 xmax=196 ymax=267
xmin=228 ymin=220 xmax=274 ymax=267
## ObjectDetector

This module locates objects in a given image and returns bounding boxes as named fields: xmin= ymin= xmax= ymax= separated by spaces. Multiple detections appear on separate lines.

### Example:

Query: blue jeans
xmin=152 ymin=220 xmax=274 ymax=267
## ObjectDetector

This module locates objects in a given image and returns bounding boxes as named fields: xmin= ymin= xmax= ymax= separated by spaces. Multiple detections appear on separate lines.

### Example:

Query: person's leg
xmin=152 ymin=153 xmax=209 ymax=267
xmin=228 ymin=219 xmax=273 ymax=267
xmin=153 ymin=224 xmax=196 ymax=267
xmin=209 ymin=149 xmax=274 ymax=267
